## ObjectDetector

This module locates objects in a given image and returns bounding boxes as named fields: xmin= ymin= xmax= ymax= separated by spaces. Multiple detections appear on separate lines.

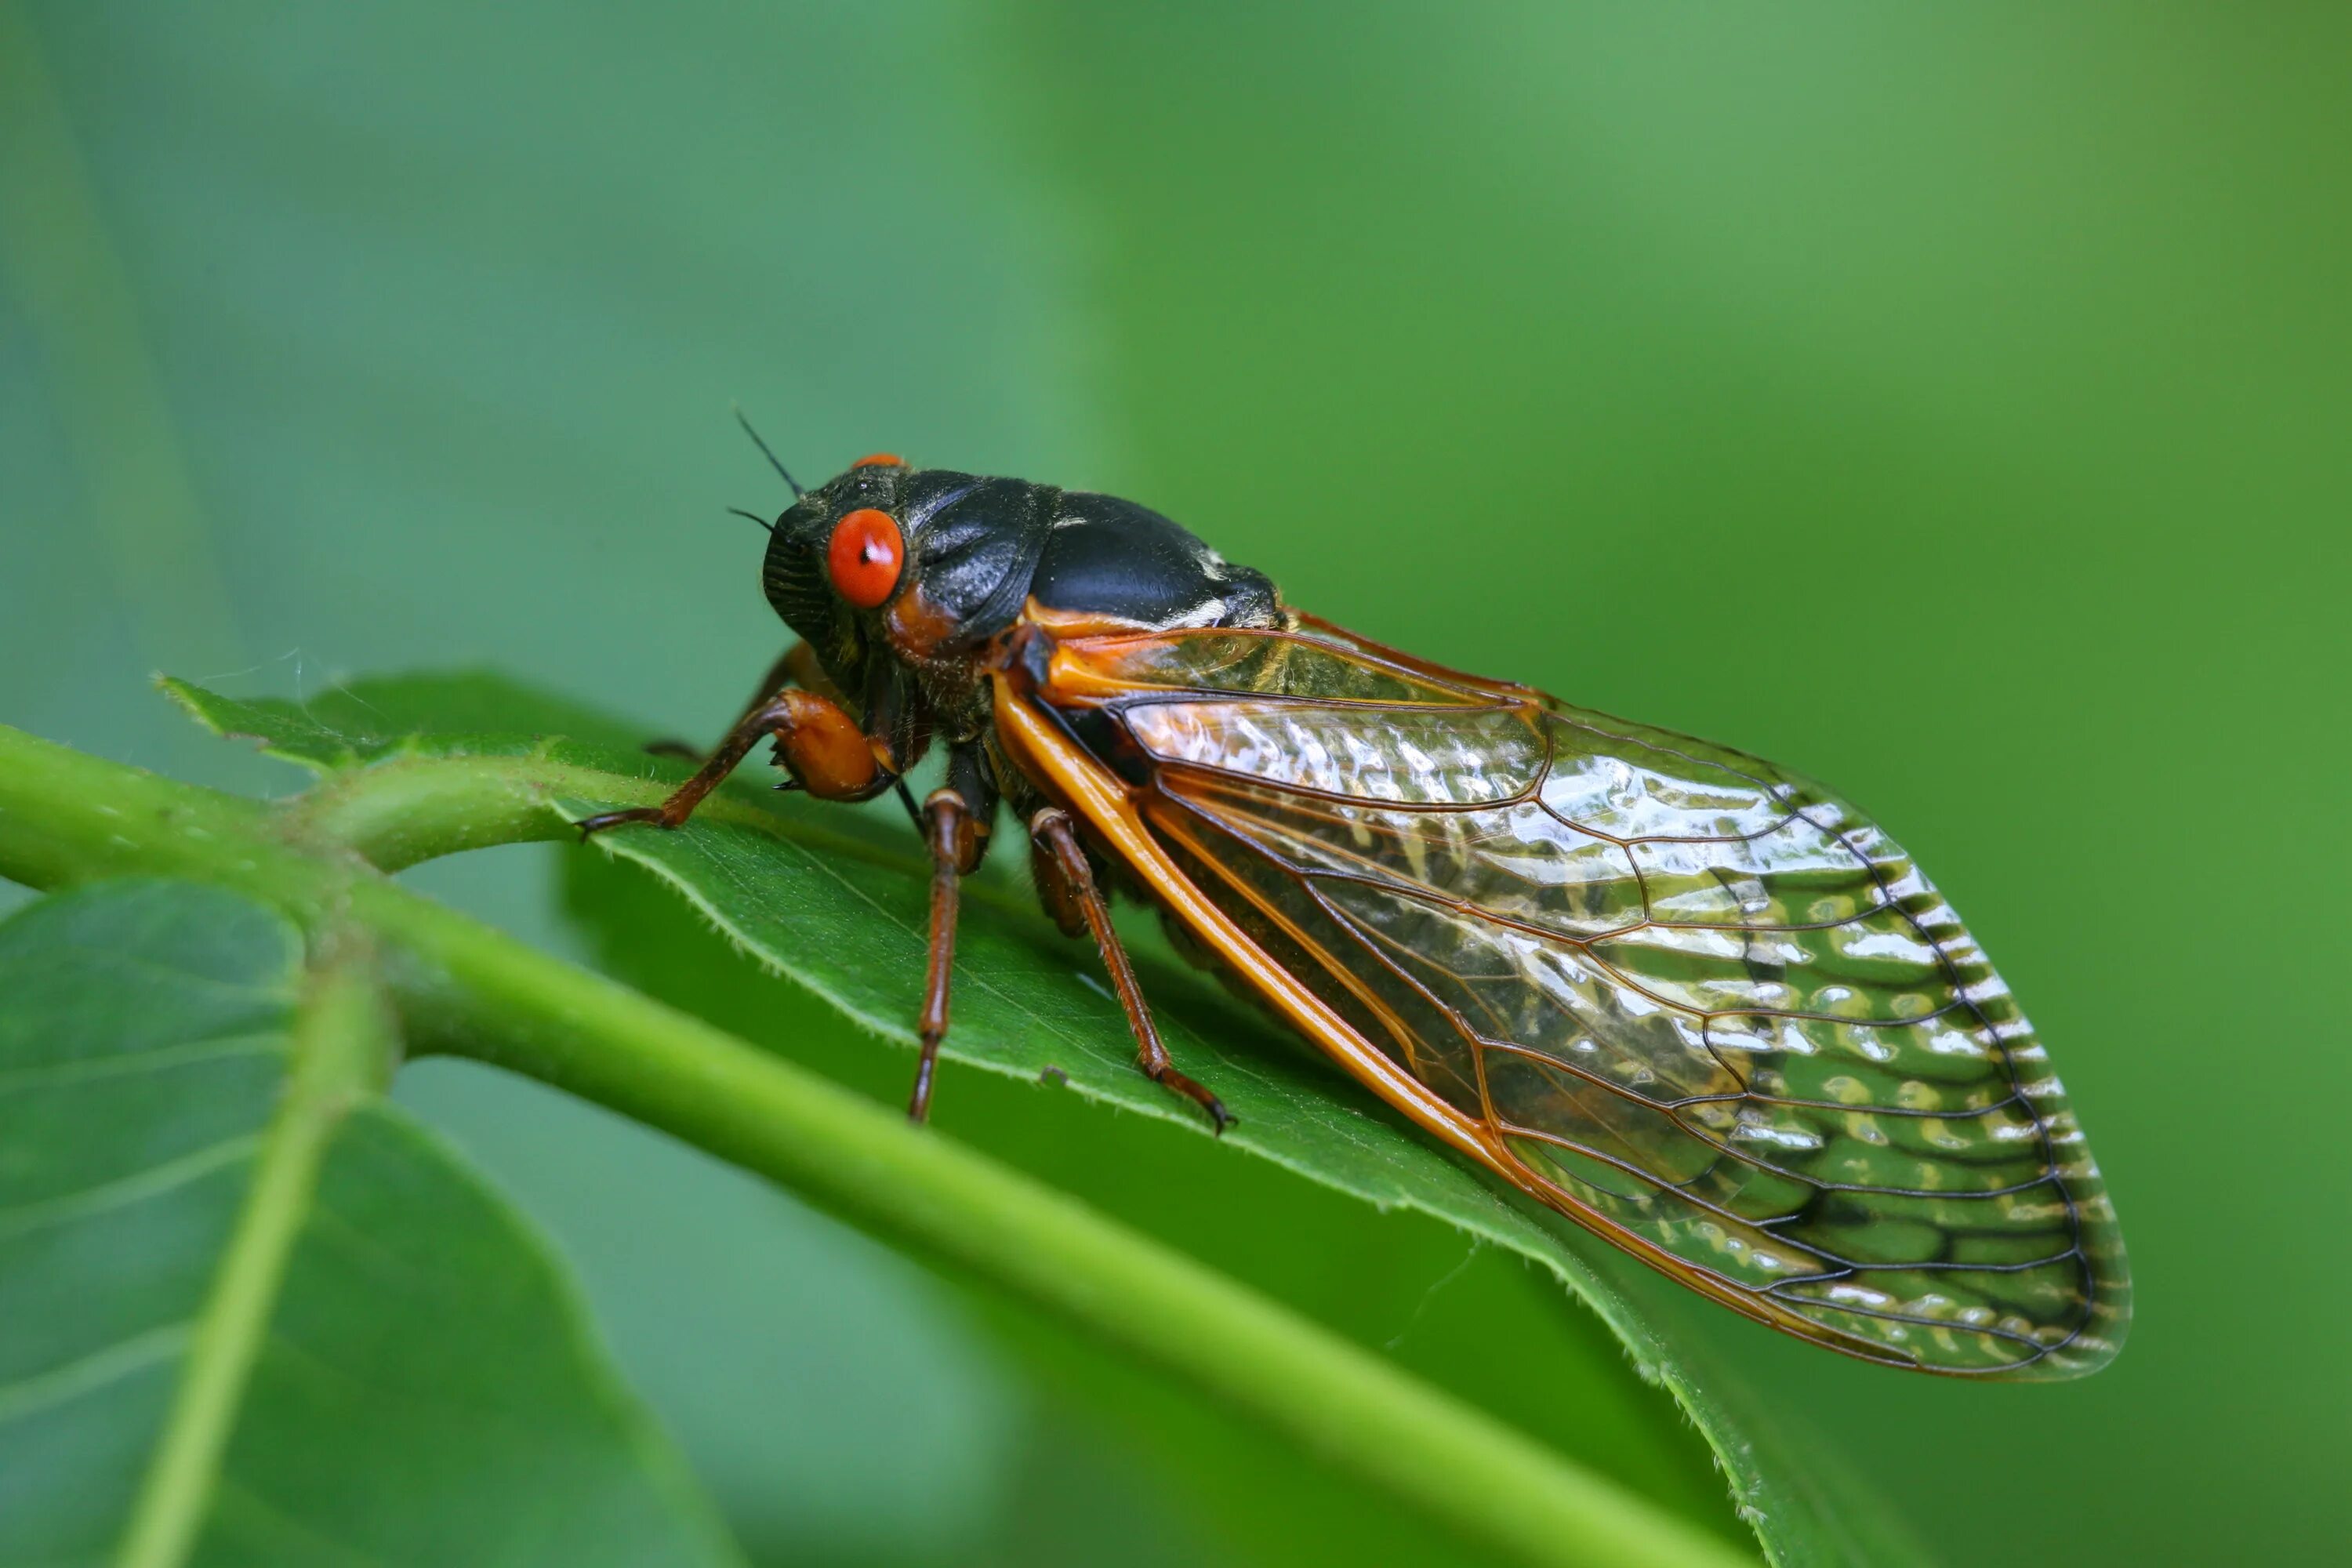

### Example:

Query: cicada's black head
xmin=762 ymin=455 xmax=1283 ymax=695
xmin=761 ymin=456 xmax=1050 ymax=702
xmin=759 ymin=454 xmax=924 ymax=673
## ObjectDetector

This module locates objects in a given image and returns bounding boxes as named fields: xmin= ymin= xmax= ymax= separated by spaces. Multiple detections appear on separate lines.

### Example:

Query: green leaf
xmin=549 ymin=778 xmax=1926 ymax=1568
xmin=3 ymin=717 xmax=1751 ymax=1568
xmin=0 ymin=878 xmax=744 ymax=1568
xmin=161 ymin=670 xmax=655 ymax=772
xmin=556 ymin=845 xmax=1739 ymax=1567
xmin=168 ymin=670 xmax=1930 ymax=1567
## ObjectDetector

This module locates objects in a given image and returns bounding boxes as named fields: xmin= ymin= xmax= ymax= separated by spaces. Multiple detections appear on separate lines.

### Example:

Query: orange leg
xmin=1030 ymin=807 xmax=1234 ymax=1134
xmin=575 ymin=685 xmax=882 ymax=838
xmin=907 ymin=789 xmax=976 ymax=1122
xmin=1027 ymin=823 xmax=1090 ymax=940
xmin=642 ymin=644 xmax=836 ymax=760
xmin=900 ymin=743 xmax=1000 ymax=1120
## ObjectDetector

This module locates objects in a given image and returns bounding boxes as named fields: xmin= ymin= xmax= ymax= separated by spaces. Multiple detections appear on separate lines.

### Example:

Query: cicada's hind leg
xmin=907 ymin=744 xmax=996 ymax=1122
xmin=1029 ymin=807 xmax=1235 ymax=1135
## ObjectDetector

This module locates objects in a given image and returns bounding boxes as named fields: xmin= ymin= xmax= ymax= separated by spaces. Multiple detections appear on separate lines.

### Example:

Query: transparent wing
xmin=1038 ymin=619 xmax=2129 ymax=1377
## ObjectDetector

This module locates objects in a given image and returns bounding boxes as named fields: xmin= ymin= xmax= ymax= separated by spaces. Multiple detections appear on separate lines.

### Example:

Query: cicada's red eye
xmin=826 ymin=508 xmax=904 ymax=608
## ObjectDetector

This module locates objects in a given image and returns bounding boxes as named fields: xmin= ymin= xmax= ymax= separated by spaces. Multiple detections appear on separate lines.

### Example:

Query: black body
xmin=765 ymin=467 xmax=1277 ymax=668
xmin=760 ymin=464 xmax=1283 ymax=834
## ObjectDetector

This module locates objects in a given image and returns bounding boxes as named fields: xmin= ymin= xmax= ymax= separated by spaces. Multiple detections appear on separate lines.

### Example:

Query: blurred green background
xmin=5 ymin=3 xmax=2346 ymax=1563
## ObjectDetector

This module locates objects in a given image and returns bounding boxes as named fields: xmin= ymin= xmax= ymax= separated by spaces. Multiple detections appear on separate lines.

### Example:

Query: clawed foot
xmin=1154 ymin=1065 xmax=1237 ymax=1137
xmin=574 ymin=806 xmax=674 ymax=842
xmin=1201 ymin=1094 xmax=1238 ymax=1138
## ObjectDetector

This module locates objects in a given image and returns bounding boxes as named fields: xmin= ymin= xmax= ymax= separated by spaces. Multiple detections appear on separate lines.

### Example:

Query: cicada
xmin=579 ymin=443 xmax=2129 ymax=1379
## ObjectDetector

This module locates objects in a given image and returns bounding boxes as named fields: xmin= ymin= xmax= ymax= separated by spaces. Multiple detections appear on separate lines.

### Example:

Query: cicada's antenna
xmin=726 ymin=506 xmax=776 ymax=535
xmin=733 ymin=405 xmax=805 ymax=499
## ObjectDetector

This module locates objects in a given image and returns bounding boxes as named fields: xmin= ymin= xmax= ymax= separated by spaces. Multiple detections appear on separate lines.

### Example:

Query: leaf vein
xmin=0 ymin=1135 xmax=260 ymax=1238
xmin=0 ymin=1035 xmax=282 ymax=1094
xmin=0 ymin=1321 xmax=190 ymax=1423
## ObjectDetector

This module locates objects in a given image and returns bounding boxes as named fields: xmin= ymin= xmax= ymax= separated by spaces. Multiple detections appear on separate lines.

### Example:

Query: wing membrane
xmin=1038 ymin=620 xmax=2129 ymax=1377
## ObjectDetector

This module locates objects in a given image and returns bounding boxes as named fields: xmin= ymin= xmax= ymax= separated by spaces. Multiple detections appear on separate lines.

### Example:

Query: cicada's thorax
xmin=759 ymin=460 xmax=1285 ymax=799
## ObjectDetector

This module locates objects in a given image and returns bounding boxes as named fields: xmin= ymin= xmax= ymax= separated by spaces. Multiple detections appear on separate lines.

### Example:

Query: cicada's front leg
xmin=642 ymin=643 xmax=839 ymax=760
xmin=575 ymin=682 xmax=882 ymax=838
xmin=1029 ymin=807 xmax=1235 ymax=1135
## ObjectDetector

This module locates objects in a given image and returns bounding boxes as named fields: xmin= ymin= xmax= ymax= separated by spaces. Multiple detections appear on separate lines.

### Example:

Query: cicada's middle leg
xmin=1029 ymin=807 xmax=1235 ymax=1136
xmin=906 ymin=742 xmax=996 ymax=1123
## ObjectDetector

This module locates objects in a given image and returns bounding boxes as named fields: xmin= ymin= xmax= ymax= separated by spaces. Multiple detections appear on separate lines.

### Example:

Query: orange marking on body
xmin=884 ymin=580 xmax=965 ymax=661
xmin=1017 ymin=597 xmax=1166 ymax=639
xmin=851 ymin=452 xmax=906 ymax=468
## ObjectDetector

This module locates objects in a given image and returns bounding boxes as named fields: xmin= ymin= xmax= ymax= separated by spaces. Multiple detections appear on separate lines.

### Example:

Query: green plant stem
xmin=274 ymin=749 xmax=927 ymax=881
xmin=279 ymin=753 xmax=713 ymax=869
xmin=0 ymin=724 xmax=1755 ymax=1568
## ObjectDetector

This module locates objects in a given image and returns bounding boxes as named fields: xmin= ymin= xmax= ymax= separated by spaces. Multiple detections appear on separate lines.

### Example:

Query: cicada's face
xmin=767 ymin=459 xmax=1078 ymax=686
xmin=759 ymin=456 xmax=913 ymax=693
